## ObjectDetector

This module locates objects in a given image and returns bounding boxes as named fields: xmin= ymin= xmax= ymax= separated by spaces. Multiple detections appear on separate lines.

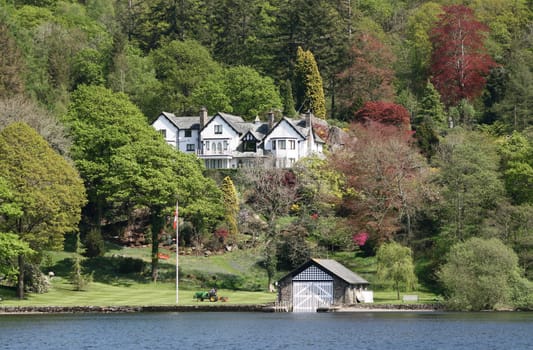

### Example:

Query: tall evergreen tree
xmin=221 ymin=176 xmax=239 ymax=239
xmin=281 ymin=79 xmax=297 ymax=117
xmin=294 ymin=46 xmax=326 ymax=118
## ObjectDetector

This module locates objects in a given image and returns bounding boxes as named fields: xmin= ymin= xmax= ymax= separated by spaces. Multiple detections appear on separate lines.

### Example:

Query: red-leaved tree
xmin=354 ymin=101 xmax=411 ymax=130
xmin=329 ymin=122 xmax=431 ymax=247
xmin=430 ymin=5 xmax=497 ymax=107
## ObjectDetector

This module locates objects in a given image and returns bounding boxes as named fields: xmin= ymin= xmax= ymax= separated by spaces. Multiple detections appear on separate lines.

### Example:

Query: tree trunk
xmin=17 ymin=254 xmax=24 ymax=299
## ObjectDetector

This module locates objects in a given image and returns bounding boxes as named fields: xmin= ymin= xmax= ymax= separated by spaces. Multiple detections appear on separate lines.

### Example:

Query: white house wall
xmin=153 ymin=117 xmax=178 ymax=149
xmin=200 ymin=115 xmax=241 ymax=168
xmin=264 ymin=120 xmax=306 ymax=168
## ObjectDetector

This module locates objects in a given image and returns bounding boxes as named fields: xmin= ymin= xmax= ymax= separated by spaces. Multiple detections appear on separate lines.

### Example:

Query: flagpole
xmin=175 ymin=199 xmax=179 ymax=304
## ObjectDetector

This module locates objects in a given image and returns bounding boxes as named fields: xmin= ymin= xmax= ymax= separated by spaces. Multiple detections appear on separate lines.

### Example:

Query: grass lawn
xmin=0 ymin=244 xmax=437 ymax=307
xmin=0 ymin=278 xmax=276 ymax=307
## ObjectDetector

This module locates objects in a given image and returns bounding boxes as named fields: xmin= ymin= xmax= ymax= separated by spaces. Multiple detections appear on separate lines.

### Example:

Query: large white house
xmin=152 ymin=108 xmax=325 ymax=169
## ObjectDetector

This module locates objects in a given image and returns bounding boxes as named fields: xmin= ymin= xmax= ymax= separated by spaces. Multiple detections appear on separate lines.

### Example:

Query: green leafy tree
xmin=432 ymin=130 xmax=505 ymax=242
xmin=108 ymin=44 xmax=162 ymax=121
xmin=497 ymin=131 xmax=533 ymax=205
xmin=402 ymin=2 xmax=442 ymax=94
xmin=71 ymin=48 xmax=105 ymax=89
xmin=294 ymin=46 xmax=326 ymax=119
xmin=224 ymin=66 xmax=282 ymax=119
xmin=0 ymin=122 xmax=86 ymax=298
xmin=63 ymin=85 xmax=223 ymax=281
xmin=438 ymin=237 xmax=531 ymax=311
xmin=221 ymin=176 xmax=239 ymax=238
xmin=150 ymin=39 xmax=222 ymax=115
xmin=376 ymin=241 xmax=418 ymax=300
xmin=492 ymin=50 xmax=533 ymax=132
xmin=0 ymin=232 xmax=34 ymax=282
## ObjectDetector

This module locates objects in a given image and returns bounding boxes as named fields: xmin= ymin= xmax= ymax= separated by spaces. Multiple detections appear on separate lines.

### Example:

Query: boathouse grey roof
xmin=279 ymin=258 xmax=369 ymax=285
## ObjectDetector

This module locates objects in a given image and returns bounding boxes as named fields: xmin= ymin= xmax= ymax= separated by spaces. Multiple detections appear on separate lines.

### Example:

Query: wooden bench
xmin=402 ymin=294 xmax=419 ymax=302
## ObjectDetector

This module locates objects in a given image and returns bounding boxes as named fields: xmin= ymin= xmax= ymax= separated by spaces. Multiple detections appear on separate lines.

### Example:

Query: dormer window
xmin=214 ymin=125 xmax=222 ymax=134
xmin=184 ymin=129 xmax=192 ymax=137
xmin=243 ymin=133 xmax=257 ymax=152
xmin=244 ymin=140 xmax=256 ymax=152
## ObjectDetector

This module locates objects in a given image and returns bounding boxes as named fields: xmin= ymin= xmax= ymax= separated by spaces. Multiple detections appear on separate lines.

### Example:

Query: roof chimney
xmin=305 ymin=110 xmax=312 ymax=128
xmin=268 ymin=110 xmax=275 ymax=130
xmin=200 ymin=107 xmax=207 ymax=129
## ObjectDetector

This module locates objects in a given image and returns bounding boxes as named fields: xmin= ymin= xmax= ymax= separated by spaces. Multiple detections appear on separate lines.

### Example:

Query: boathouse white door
xmin=292 ymin=266 xmax=334 ymax=312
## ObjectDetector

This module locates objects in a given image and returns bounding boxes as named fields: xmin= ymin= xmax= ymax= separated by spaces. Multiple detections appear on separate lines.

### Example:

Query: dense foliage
xmin=0 ymin=0 xmax=532 ymax=307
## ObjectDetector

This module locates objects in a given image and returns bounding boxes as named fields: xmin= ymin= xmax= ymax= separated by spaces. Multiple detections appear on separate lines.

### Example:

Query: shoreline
xmin=0 ymin=303 xmax=443 ymax=314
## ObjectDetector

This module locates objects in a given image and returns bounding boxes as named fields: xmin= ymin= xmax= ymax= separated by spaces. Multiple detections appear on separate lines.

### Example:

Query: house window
xmin=289 ymin=158 xmax=296 ymax=166
xmin=186 ymin=144 xmax=195 ymax=152
xmin=217 ymin=142 xmax=222 ymax=154
xmin=159 ymin=129 xmax=166 ymax=138
xmin=289 ymin=140 xmax=296 ymax=150
xmin=212 ymin=142 xmax=216 ymax=151
xmin=224 ymin=141 xmax=229 ymax=150
xmin=214 ymin=125 xmax=222 ymax=134
xmin=278 ymin=140 xmax=286 ymax=150
xmin=184 ymin=130 xmax=192 ymax=137
xmin=205 ymin=142 xmax=210 ymax=151
xmin=244 ymin=141 xmax=256 ymax=152
xmin=272 ymin=140 xmax=276 ymax=150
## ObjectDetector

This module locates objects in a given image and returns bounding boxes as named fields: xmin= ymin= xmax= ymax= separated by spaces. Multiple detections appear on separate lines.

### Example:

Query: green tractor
xmin=193 ymin=288 xmax=218 ymax=302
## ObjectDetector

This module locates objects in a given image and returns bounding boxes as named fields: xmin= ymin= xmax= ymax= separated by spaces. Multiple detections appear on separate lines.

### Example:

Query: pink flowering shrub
xmin=352 ymin=232 xmax=368 ymax=246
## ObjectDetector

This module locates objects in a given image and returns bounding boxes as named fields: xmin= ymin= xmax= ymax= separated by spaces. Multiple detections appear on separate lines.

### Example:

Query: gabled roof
xmin=202 ymin=112 xmax=244 ymax=135
xmin=264 ymin=117 xmax=307 ymax=140
xmin=278 ymin=258 xmax=369 ymax=285
xmin=160 ymin=112 xmax=206 ymax=130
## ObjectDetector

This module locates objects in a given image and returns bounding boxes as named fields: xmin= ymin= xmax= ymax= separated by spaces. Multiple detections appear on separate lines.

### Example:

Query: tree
xmin=438 ymin=237 xmax=531 ymax=311
xmin=0 ymin=96 xmax=71 ymax=155
xmin=492 ymin=50 xmax=533 ymax=132
xmin=336 ymin=32 xmax=396 ymax=119
xmin=330 ymin=122 xmax=431 ymax=246
xmin=497 ymin=131 xmax=533 ymax=205
xmin=294 ymin=46 xmax=326 ymax=119
xmin=402 ymin=2 xmax=442 ymax=95
xmin=0 ymin=122 xmax=86 ymax=298
xmin=150 ymin=39 xmax=222 ymax=115
xmin=0 ymin=232 xmax=34 ymax=281
xmin=108 ymin=44 xmax=162 ymax=121
xmin=70 ymin=232 xmax=92 ymax=291
xmin=0 ymin=20 xmax=25 ymax=97
xmin=63 ymin=85 xmax=223 ymax=281
xmin=221 ymin=176 xmax=239 ymax=239
xmin=432 ymin=130 xmax=505 ymax=242
xmin=376 ymin=241 xmax=418 ymax=300
xmin=280 ymin=79 xmax=297 ymax=118
xmin=239 ymin=168 xmax=300 ymax=287
xmin=430 ymin=5 xmax=497 ymax=107
xmin=354 ymin=101 xmax=411 ymax=130
xmin=223 ymin=66 xmax=282 ymax=119
xmin=414 ymin=81 xmax=446 ymax=159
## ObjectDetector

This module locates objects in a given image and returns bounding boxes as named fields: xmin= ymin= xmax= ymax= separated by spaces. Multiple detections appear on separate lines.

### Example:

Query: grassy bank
xmin=0 ymin=244 xmax=437 ymax=307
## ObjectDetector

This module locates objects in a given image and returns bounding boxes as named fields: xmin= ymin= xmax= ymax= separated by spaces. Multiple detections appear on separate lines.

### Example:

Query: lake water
xmin=0 ymin=311 xmax=531 ymax=350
